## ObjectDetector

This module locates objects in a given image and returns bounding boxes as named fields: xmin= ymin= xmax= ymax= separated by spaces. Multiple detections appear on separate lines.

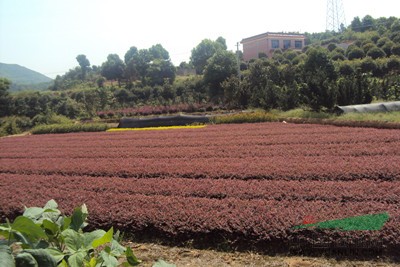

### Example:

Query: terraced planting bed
xmin=0 ymin=122 xmax=399 ymax=256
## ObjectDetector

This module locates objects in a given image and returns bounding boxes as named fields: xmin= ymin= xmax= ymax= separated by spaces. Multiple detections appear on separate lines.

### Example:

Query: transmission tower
xmin=326 ymin=0 xmax=346 ymax=32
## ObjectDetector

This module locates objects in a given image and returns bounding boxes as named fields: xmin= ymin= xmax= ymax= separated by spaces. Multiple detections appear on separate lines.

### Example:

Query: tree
xmin=302 ymin=48 xmax=337 ymax=111
xmin=347 ymin=47 xmax=365 ymax=60
xmin=360 ymin=57 xmax=378 ymax=73
xmin=134 ymin=49 xmax=153 ymax=83
xmin=221 ymin=75 xmax=244 ymax=108
xmin=361 ymin=15 xmax=375 ymax=32
xmin=124 ymin=46 xmax=138 ymax=64
xmin=124 ymin=46 xmax=139 ymax=82
xmin=76 ymin=54 xmax=90 ymax=80
xmin=338 ymin=62 xmax=355 ymax=76
xmin=190 ymin=38 xmax=226 ymax=74
xmin=146 ymin=59 xmax=176 ymax=86
xmin=327 ymin=43 xmax=337 ymax=52
xmin=100 ymin=54 xmax=125 ymax=86
xmin=0 ymin=78 xmax=11 ymax=117
xmin=149 ymin=44 xmax=170 ymax=60
xmin=350 ymin=17 xmax=362 ymax=32
xmin=216 ymin=36 xmax=227 ymax=50
xmin=242 ymin=58 xmax=282 ymax=109
xmin=391 ymin=44 xmax=400 ymax=56
xmin=387 ymin=57 xmax=400 ymax=73
xmin=203 ymin=50 xmax=237 ymax=100
xmin=366 ymin=47 xmax=386 ymax=59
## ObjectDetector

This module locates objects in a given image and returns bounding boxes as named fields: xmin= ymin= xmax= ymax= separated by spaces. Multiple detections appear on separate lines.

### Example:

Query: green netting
xmin=293 ymin=212 xmax=390 ymax=231
xmin=118 ymin=114 xmax=210 ymax=128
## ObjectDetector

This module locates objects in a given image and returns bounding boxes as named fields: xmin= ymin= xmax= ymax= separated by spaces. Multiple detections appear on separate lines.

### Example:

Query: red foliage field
xmin=0 ymin=123 xmax=399 ymax=254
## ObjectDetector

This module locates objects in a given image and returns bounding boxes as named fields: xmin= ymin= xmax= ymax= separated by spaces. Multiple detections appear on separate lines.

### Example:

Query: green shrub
xmin=212 ymin=111 xmax=279 ymax=124
xmin=0 ymin=116 xmax=32 ymax=136
xmin=32 ymin=113 xmax=72 ymax=126
xmin=31 ymin=123 xmax=109 ymax=135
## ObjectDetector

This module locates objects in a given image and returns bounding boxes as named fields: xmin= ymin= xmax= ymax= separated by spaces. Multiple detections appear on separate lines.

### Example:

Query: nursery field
xmin=0 ymin=122 xmax=400 ymax=256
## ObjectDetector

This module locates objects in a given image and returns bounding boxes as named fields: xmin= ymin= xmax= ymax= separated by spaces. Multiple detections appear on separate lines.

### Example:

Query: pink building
xmin=241 ymin=32 xmax=306 ymax=61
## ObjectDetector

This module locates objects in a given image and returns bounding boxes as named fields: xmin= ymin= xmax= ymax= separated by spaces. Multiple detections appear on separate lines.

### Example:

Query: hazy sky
xmin=0 ymin=0 xmax=399 ymax=78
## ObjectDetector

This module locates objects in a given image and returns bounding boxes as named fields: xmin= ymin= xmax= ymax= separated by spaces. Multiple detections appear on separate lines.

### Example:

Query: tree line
xmin=0 ymin=15 xmax=399 ymax=125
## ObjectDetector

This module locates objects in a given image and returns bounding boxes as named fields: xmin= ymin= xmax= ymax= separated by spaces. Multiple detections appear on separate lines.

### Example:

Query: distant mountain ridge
xmin=0 ymin=63 xmax=53 ymax=91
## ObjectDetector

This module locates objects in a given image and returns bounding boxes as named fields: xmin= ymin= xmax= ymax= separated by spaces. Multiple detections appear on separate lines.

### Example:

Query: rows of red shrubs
xmin=0 ymin=122 xmax=399 ymax=253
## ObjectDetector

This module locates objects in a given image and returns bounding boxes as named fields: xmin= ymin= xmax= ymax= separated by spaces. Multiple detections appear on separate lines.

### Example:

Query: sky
xmin=0 ymin=0 xmax=399 ymax=79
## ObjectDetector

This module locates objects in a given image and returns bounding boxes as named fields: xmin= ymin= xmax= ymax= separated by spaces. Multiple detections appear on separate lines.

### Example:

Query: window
xmin=283 ymin=40 xmax=291 ymax=49
xmin=271 ymin=40 xmax=279 ymax=49
xmin=295 ymin=40 xmax=303 ymax=49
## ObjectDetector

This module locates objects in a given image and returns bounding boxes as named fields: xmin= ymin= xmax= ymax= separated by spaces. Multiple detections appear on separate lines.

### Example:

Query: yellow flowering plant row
xmin=107 ymin=125 xmax=207 ymax=132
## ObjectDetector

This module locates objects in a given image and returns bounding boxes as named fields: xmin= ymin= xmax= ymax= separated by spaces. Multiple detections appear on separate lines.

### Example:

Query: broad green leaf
xmin=152 ymin=259 xmax=176 ymax=267
xmin=99 ymin=250 xmax=118 ymax=267
xmin=0 ymin=245 xmax=11 ymax=253
xmin=34 ymin=240 xmax=50 ymax=249
xmin=15 ymin=252 xmax=37 ymax=267
xmin=110 ymin=239 xmax=126 ymax=257
xmin=0 ymin=245 xmax=15 ymax=267
xmin=44 ymin=199 xmax=58 ymax=210
xmin=70 ymin=205 xmax=88 ymax=231
xmin=42 ymin=209 xmax=62 ymax=224
xmin=12 ymin=216 xmax=47 ymax=242
xmin=59 ymin=216 xmax=71 ymax=231
xmin=24 ymin=249 xmax=57 ymax=267
xmin=23 ymin=207 xmax=45 ymax=221
xmin=104 ymin=245 xmax=111 ymax=254
xmin=0 ymin=225 xmax=11 ymax=239
xmin=113 ymin=230 xmax=121 ymax=242
xmin=58 ymin=259 xmax=69 ymax=267
xmin=45 ymin=248 xmax=65 ymax=263
xmin=62 ymin=229 xmax=83 ymax=253
xmin=23 ymin=201 xmax=60 ymax=225
xmin=67 ymin=251 xmax=85 ymax=267
xmin=42 ymin=219 xmax=60 ymax=236
xmin=92 ymin=227 xmax=113 ymax=249
xmin=88 ymin=257 xmax=96 ymax=267
xmin=82 ymin=230 xmax=106 ymax=249
xmin=125 ymin=247 xmax=141 ymax=266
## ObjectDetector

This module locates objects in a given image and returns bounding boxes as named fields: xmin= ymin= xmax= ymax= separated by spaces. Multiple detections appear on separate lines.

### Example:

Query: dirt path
xmin=128 ymin=242 xmax=399 ymax=267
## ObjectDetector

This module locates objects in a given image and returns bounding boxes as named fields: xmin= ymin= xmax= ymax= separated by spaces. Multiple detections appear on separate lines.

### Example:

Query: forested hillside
xmin=0 ymin=63 xmax=53 ymax=91
xmin=0 ymin=15 xmax=399 ymax=135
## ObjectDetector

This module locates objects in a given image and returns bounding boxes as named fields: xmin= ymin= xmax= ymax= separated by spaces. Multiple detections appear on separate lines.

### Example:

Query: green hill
xmin=0 ymin=63 xmax=53 ymax=91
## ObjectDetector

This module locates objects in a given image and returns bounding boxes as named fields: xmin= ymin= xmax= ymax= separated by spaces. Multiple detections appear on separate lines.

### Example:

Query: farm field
xmin=0 ymin=122 xmax=400 ymax=257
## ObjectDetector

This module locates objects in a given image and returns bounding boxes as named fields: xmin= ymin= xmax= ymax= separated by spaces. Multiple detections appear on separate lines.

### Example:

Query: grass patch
xmin=211 ymin=109 xmax=400 ymax=129
xmin=31 ymin=123 xmax=110 ymax=134
xmin=278 ymin=109 xmax=332 ymax=119
xmin=212 ymin=111 xmax=279 ymax=124
xmin=336 ymin=111 xmax=400 ymax=123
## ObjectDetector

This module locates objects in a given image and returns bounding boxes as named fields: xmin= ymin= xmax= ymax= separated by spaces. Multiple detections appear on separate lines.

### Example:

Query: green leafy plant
xmin=31 ymin=123 xmax=109 ymax=135
xmin=0 ymin=200 xmax=140 ymax=267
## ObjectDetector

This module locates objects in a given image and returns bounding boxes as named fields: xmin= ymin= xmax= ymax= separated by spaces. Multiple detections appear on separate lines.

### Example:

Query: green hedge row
xmin=211 ymin=111 xmax=280 ymax=124
xmin=31 ymin=123 xmax=110 ymax=134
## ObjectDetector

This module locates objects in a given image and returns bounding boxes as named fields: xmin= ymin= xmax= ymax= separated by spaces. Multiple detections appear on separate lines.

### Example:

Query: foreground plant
xmin=0 ymin=199 xmax=140 ymax=267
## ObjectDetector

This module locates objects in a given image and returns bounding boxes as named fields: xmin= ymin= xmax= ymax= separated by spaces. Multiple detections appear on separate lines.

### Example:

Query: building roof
xmin=241 ymin=32 xmax=305 ymax=43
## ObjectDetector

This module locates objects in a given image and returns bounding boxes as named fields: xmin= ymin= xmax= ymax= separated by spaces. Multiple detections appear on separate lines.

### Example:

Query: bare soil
xmin=128 ymin=242 xmax=400 ymax=267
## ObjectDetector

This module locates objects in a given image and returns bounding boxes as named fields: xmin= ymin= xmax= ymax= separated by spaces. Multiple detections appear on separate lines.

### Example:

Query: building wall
xmin=241 ymin=33 xmax=305 ymax=61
